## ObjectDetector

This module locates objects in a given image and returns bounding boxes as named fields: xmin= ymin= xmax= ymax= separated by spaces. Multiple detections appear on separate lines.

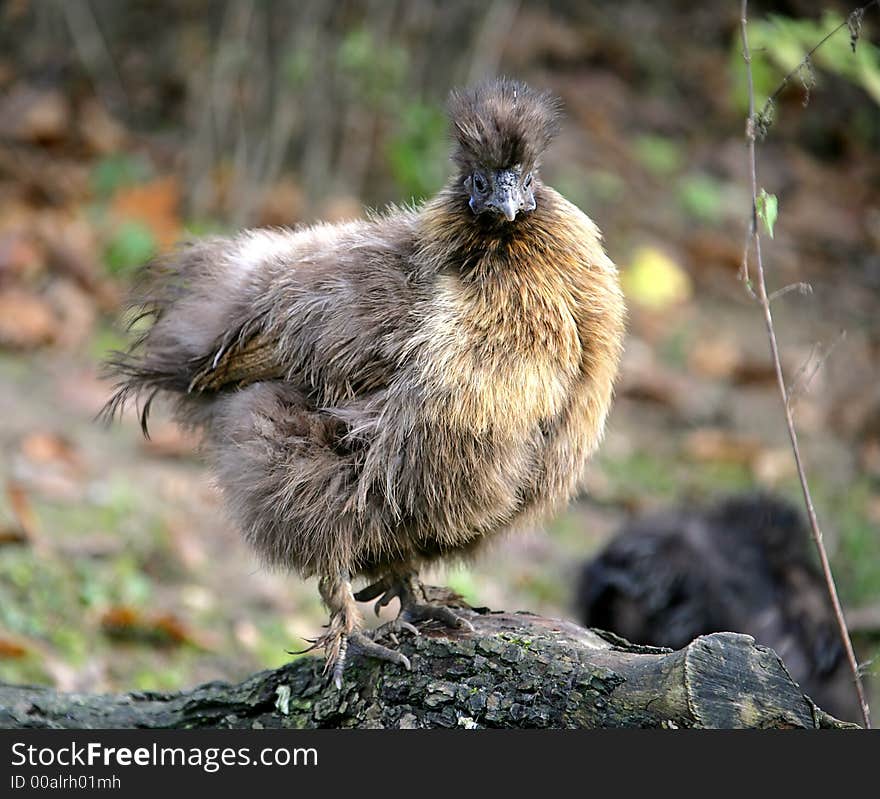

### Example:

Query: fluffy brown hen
xmin=104 ymin=78 xmax=626 ymax=684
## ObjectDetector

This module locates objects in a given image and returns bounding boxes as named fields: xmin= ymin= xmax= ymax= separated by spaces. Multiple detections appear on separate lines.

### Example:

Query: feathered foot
xmin=314 ymin=572 xmax=411 ymax=689
xmin=354 ymin=572 xmax=476 ymax=632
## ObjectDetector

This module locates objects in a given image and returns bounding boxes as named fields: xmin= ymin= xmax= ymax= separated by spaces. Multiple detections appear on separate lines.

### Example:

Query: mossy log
xmin=0 ymin=608 xmax=856 ymax=729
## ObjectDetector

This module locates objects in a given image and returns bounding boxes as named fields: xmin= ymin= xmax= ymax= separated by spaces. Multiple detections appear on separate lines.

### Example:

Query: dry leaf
xmin=684 ymin=230 xmax=743 ymax=275
xmin=866 ymin=495 xmax=880 ymax=526
xmin=860 ymin=440 xmax=880 ymax=479
xmin=20 ymin=431 xmax=81 ymax=469
xmin=684 ymin=428 xmax=763 ymax=465
xmin=0 ymin=230 xmax=43 ymax=284
xmin=37 ymin=210 xmax=108 ymax=303
xmin=688 ymin=337 xmax=742 ymax=380
xmin=234 ymin=620 xmax=260 ymax=651
xmin=58 ymin=367 xmax=117 ymax=417
xmin=5 ymin=481 xmax=37 ymax=541
xmin=165 ymin=517 xmax=207 ymax=570
xmin=153 ymin=614 xmax=194 ymax=645
xmin=0 ymin=86 xmax=70 ymax=143
xmin=320 ymin=195 xmax=363 ymax=223
xmin=110 ymin=176 xmax=181 ymax=249
xmin=78 ymin=98 xmax=127 ymax=155
xmin=751 ymin=448 xmax=796 ymax=484
xmin=730 ymin=359 xmax=777 ymax=387
xmin=46 ymin=280 xmax=96 ymax=349
xmin=0 ymin=525 xmax=29 ymax=545
xmin=100 ymin=606 xmax=139 ymax=632
xmin=257 ymin=177 xmax=304 ymax=227
xmin=0 ymin=638 xmax=29 ymax=659
xmin=619 ymin=373 xmax=682 ymax=408
xmin=100 ymin=606 xmax=205 ymax=648
xmin=0 ymin=289 xmax=56 ymax=348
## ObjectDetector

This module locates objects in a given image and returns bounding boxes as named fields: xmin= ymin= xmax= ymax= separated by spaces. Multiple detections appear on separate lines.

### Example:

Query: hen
xmin=105 ymin=78 xmax=626 ymax=684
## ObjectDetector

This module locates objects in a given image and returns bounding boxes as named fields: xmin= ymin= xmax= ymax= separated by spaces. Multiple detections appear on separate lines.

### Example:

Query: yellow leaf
xmin=622 ymin=246 xmax=692 ymax=309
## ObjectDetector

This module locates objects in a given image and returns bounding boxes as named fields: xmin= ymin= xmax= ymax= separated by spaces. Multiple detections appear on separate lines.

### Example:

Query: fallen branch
xmin=0 ymin=609 xmax=855 ymax=729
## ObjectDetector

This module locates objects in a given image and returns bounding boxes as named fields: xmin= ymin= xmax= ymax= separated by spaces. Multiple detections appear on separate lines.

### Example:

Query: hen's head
xmin=448 ymin=78 xmax=561 ymax=222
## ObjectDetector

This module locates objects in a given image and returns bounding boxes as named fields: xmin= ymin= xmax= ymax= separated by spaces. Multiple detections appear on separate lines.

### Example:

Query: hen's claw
xmin=373 ymin=618 xmax=420 ymax=639
xmin=325 ymin=573 xmax=473 ymax=687
xmin=404 ymin=602 xmax=475 ymax=631
xmin=356 ymin=574 xmax=476 ymax=633
xmin=347 ymin=632 xmax=411 ymax=671
xmin=324 ymin=619 xmax=419 ymax=688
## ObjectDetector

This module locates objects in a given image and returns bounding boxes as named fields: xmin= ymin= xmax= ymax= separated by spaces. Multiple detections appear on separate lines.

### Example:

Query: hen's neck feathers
xmin=416 ymin=179 xmax=607 ymax=283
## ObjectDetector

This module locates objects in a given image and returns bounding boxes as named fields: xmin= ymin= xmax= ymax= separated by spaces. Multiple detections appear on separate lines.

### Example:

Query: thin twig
xmin=739 ymin=0 xmax=870 ymax=729
xmin=758 ymin=0 xmax=879 ymax=119
xmin=739 ymin=221 xmax=758 ymax=298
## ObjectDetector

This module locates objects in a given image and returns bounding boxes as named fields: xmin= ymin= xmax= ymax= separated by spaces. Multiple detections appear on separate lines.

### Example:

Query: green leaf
xmin=632 ymin=134 xmax=684 ymax=177
xmin=677 ymin=174 xmax=726 ymax=224
xmin=90 ymin=154 xmax=152 ymax=200
xmin=386 ymin=101 xmax=448 ymax=200
xmin=103 ymin=220 xmax=157 ymax=275
xmin=756 ymin=189 xmax=778 ymax=238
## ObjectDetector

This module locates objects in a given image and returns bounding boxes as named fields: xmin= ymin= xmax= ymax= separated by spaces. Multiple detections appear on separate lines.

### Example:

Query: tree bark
xmin=0 ymin=608 xmax=857 ymax=729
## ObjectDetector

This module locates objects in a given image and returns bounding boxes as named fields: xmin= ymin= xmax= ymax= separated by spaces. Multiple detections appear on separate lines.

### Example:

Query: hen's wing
xmin=187 ymin=326 xmax=285 ymax=393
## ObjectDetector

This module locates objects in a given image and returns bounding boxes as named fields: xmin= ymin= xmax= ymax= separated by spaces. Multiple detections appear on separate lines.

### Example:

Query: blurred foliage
xmin=102 ymin=220 xmax=158 ymax=276
xmin=1 ymin=0 xmax=878 ymax=706
xmin=829 ymin=479 xmax=880 ymax=604
xmin=731 ymin=11 xmax=880 ymax=115
xmin=445 ymin=566 xmax=481 ymax=606
xmin=337 ymin=27 xmax=408 ymax=103
xmin=552 ymin=169 xmax=625 ymax=212
xmin=677 ymin=174 xmax=727 ymax=225
xmin=599 ymin=451 xmax=679 ymax=498
xmin=632 ymin=134 xmax=684 ymax=177
xmin=332 ymin=27 xmax=448 ymax=201
xmin=386 ymin=101 xmax=449 ymax=201
xmin=90 ymin=154 xmax=153 ymax=201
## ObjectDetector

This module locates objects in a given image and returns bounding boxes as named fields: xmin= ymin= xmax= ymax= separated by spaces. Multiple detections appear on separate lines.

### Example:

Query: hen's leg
xmin=355 ymin=571 xmax=476 ymax=632
xmin=316 ymin=571 xmax=410 ymax=688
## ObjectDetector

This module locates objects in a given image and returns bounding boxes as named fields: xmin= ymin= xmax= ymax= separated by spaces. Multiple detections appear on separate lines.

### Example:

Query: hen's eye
xmin=524 ymin=173 xmax=533 ymax=188
xmin=472 ymin=173 xmax=488 ymax=194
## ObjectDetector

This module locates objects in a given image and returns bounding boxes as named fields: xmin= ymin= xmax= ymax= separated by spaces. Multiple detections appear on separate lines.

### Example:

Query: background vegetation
xmin=0 ymin=0 xmax=877 ymax=716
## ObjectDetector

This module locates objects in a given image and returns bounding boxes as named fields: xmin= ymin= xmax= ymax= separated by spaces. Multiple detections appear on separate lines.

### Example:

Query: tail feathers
xmin=100 ymin=236 xmax=249 ymax=436
xmin=100 ymin=340 xmax=198 ymax=437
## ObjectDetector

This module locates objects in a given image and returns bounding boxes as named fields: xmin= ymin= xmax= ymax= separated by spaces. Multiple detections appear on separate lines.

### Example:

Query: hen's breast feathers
xmin=347 ymin=188 xmax=625 ymax=536
xmin=408 ymin=187 xmax=624 ymax=441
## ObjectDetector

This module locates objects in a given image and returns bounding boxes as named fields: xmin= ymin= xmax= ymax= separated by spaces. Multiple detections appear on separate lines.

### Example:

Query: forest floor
xmin=0 ymin=2 xmax=878 ymax=714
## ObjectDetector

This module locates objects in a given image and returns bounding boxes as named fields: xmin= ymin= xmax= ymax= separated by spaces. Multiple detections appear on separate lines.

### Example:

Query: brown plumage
xmin=104 ymin=78 xmax=626 ymax=683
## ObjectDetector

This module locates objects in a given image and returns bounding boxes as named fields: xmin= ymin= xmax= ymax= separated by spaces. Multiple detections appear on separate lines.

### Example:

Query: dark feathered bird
xmin=576 ymin=494 xmax=861 ymax=721
xmin=104 ymin=78 xmax=626 ymax=684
